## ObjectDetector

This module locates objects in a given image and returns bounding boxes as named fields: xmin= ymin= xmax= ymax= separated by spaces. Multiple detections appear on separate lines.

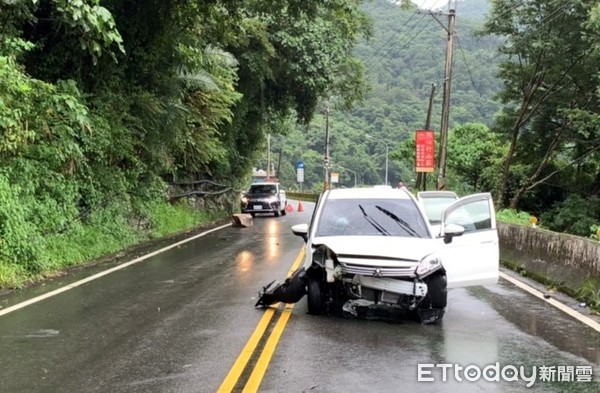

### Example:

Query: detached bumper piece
xmin=255 ymin=268 xmax=307 ymax=307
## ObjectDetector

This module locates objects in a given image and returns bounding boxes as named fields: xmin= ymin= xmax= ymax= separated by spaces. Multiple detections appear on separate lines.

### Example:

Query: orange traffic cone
xmin=297 ymin=199 xmax=304 ymax=212
xmin=286 ymin=203 xmax=294 ymax=213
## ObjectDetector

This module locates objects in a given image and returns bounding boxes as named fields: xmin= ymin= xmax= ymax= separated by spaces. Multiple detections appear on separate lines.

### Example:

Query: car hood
xmin=312 ymin=235 xmax=437 ymax=264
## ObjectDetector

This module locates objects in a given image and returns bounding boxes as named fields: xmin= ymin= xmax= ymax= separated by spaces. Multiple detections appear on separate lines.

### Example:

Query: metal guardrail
xmin=286 ymin=192 xmax=319 ymax=202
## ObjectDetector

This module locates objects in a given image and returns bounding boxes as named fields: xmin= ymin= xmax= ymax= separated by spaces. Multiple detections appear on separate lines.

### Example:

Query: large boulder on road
xmin=232 ymin=213 xmax=253 ymax=227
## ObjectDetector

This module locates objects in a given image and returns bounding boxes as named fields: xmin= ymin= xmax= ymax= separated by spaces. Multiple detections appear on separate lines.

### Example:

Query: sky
xmin=412 ymin=0 xmax=454 ymax=9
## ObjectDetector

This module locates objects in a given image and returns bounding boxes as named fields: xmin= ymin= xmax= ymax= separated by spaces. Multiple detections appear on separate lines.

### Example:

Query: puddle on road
xmin=469 ymin=284 xmax=600 ymax=365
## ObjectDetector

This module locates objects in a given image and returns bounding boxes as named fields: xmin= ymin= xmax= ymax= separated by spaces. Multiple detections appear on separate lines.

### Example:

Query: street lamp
xmin=366 ymin=134 xmax=389 ymax=186
xmin=337 ymin=166 xmax=358 ymax=188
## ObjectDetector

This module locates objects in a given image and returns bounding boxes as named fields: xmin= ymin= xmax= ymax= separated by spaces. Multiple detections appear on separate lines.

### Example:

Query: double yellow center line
xmin=217 ymin=248 xmax=305 ymax=393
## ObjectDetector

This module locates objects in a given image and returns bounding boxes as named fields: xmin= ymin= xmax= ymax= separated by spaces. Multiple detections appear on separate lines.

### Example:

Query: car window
xmin=248 ymin=185 xmax=277 ymax=194
xmin=315 ymin=198 xmax=429 ymax=238
xmin=445 ymin=199 xmax=492 ymax=233
xmin=421 ymin=197 xmax=457 ymax=225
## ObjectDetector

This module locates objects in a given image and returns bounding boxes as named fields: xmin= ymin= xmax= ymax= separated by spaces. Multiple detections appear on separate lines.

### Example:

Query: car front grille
xmin=339 ymin=262 xmax=415 ymax=278
xmin=248 ymin=202 xmax=272 ymax=209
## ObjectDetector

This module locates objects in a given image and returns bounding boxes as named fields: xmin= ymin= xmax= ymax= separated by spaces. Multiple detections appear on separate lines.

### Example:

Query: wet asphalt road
xmin=0 ymin=202 xmax=598 ymax=393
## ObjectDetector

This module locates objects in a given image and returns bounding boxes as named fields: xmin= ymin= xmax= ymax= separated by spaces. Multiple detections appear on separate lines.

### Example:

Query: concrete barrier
xmin=498 ymin=222 xmax=600 ymax=292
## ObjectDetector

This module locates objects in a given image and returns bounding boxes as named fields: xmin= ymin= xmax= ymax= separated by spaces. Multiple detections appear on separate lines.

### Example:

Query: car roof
xmin=417 ymin=191 xmax=458 ymax=199
xmin=326 ymin=187 xmax=413 ymax=200
xmin=250 ymin=182 xmax=279 ymax=186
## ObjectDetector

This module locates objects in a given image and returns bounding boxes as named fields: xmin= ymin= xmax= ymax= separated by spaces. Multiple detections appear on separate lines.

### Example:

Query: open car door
xmin=438 ymin=193 xmax=499 ymax=288
xmin=417 ymin=191 xmax=458 ymax=225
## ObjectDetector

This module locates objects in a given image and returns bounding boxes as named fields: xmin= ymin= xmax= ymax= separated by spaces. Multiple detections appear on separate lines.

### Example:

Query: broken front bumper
xmin=255 ymin=268 xmax=307 ymax=307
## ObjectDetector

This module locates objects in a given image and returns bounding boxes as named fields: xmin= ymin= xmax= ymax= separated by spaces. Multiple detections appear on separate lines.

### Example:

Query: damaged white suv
xmin=256 ymin=187 xmax=499 ymax=324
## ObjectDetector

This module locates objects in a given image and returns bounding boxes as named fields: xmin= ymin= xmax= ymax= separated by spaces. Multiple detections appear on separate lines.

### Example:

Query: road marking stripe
xmin=241 ymin=248 xmax=305 ymax=392
xmin=217 ymin=247 xmax=305 ymax=393
xmin=242 ymin=305 xmax=294 ymax=393
xmin=216 ymin=307 xmax=277 ymax=392
xmin=286 ymin=247 xmax=305 ymax=277
xmin=0 ymin=223 xmax=232 ymax=317
xmin=499 ymin=272 xmax=600 ymax=333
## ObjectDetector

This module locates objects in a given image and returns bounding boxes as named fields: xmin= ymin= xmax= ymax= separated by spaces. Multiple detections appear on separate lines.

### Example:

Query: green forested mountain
xmin=263 ymin=0 xmax=600 ymax=239
xmin=263 ymin=0 xmax=504 ymax=191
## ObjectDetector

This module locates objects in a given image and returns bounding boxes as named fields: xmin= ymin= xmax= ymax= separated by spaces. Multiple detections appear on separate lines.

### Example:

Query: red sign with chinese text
xmin=415 ymin=130 xmax=435 ymax=173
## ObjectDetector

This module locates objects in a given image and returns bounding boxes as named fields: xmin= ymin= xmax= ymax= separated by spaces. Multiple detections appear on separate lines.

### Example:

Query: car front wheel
xmin=307 ymin=277 xmax=324 ymax=315
xmin=421 ymin=274 xmax=447 ymax=309
xmin=416 ymin=274 xmax=447 ymax=324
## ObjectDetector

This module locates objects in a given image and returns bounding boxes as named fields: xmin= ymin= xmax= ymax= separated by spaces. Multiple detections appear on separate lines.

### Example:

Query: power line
xmin=364 ymin=13 xmax=427 ymax=71
xmin=449 ymin=1 xmax=574 ymax=88
xmin=367 ymin=15 xmax=431 ymax=74
xmin=362 ymin=0 xmax=449 ymax=69
xmin=362 ymin=11 xmax=420 ymax=67
xmin=363 ymin=0 xmax=451 ymax=72
xmin=455 ymin=34 xmax=478 ymax=94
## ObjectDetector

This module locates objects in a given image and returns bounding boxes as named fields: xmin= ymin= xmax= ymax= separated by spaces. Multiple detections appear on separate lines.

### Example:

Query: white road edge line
xmin=499 ymin=271 xmax=600 ymax=333
xmin=0 ymin=223 xmax=232 ymax=317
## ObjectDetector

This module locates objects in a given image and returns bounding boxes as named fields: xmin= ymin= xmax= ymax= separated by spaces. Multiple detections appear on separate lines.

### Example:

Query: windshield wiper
xmin=359 ymin=204 xmax=390 ymax=236
xmin=375 ymin=205 xmax=421 ymax=238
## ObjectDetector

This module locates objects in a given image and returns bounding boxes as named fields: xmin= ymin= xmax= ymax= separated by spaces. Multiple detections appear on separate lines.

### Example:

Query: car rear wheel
xmin=307 ymin=277 xmax=324 ymax=315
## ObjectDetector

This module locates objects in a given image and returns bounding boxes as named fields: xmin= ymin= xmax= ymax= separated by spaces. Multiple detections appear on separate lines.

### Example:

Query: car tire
xmin=421 ymin=274 xmax=447 ymax=309
xmin=307 ymin=277 xmax=324 ymax=315
xmin=250 ymin=212 xmax=256 ymax=218
xmin=274 ymin=209 xmax=280 ymax=217
xmin=281 ymin=203 xmax=287 ymax=216
xmin=415 ymin=274 xmax=447 ymax=324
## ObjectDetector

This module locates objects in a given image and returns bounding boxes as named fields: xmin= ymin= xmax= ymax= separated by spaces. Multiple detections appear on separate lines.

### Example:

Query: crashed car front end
xmin=257 ymin=239 xmax=447 ymax=324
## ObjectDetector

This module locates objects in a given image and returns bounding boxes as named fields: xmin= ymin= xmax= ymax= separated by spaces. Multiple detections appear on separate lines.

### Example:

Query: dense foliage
xmin=0 ymin=0 xmax=371 ymax=286
xmin=479 ymin=0 xmax=600 ymax=235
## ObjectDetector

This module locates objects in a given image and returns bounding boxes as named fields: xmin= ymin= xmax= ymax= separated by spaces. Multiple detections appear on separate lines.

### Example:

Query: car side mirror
xmin=291 ymin=223 xmax=309 ymax=243
xmin=443 ymin=223 xmax=465 ymax=244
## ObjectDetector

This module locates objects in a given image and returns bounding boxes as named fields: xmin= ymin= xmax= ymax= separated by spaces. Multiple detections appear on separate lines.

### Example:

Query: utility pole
xmin=416 ymin=83 xmax=437 ymax=191
xmin=276 ymin=146 xmax=283 ymax=180
xmin=323 ymin=104 xmax=331 ymax=190
xmin=267 ymin=133 xmax=271 ymax=179
xmin=436 ymin=6 xmax=456 ymax=191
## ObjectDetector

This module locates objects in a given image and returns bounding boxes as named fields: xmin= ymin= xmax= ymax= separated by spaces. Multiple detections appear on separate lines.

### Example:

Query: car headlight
xmin=415 ymin=253 xmax=442 ymax=278
xmin=241 ymin=196 xmax=248 ymax=203
xmin=268 ymin=196 xmax=278 ymax=203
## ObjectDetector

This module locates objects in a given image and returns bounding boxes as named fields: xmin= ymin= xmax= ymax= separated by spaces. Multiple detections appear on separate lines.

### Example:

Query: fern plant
xmin=577 ymin=279 xmax=600 ymax=312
